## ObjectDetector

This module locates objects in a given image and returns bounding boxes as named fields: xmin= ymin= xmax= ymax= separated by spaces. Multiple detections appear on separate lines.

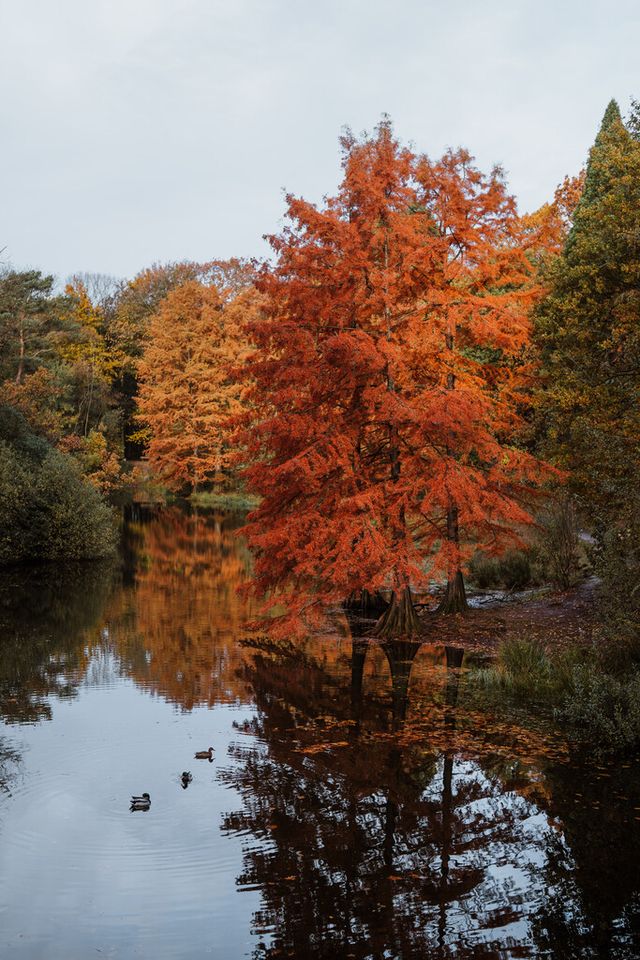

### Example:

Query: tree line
xmin=1 ymin=100 xmax=638 ymax=640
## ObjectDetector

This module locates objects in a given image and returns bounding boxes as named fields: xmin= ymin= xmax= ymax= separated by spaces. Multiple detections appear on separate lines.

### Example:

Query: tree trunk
xmin=373 ymin=586 xmax=421 ymax=639
xmin=438 ymin=569 xmax=468 ymax=614
xmin=438 ymin=505 xmax=468 ymax=614
xmin=15 ymin=319 xmax=25 ymax=385
xmin=440 ymin=316 xmax=469 ymax=614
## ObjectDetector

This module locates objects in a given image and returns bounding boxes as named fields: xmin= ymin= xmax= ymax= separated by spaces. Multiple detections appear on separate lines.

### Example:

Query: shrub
xmin=472 ymin=637 xmax=553 ymax=695
xmin=468 ymin=552 xmax=501 ymax=589
xmin=538 ymin=497 xmax=582 ymax=589
xmin=0 ymin=409 xmax=116 ymax=564
xmin=468 ymin=549 xmax=532 ymax=591
xmin=592 ymin=504 xmax=640 ymax=640
xmin=498 ymin=551 xmax=532 ymax=590
xmin=0 ymin=441 xmax=32 ymax=563
xmin=500 ymin=637 xmax=549 ymax=681
xmin=560 ymin=663 xmax=640 ymax=754
xmin=30 ymin=450 xmax=116 ymax=560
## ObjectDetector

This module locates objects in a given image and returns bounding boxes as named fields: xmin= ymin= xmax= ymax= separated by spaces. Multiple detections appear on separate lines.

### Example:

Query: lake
xmin=1 ymin=507 xmax=639 ymax=959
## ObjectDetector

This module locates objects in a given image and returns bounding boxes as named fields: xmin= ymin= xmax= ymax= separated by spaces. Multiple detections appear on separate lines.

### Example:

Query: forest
xmin=1 ymin=99 xmax=639 ymax=751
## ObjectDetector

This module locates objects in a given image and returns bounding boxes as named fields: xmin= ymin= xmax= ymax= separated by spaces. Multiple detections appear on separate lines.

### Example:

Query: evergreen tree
xmin=536 ymin=100 xmax=640 ymax=619
xmin=0 ymin=270 xmax=65 ymax=384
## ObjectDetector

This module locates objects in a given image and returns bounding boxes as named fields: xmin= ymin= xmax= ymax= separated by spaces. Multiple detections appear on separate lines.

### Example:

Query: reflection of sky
xmin=0 ymin=638 xmax=632 ymax=958
xmin=0 ymin=672 xmax=262 ymax=959
xmin=422 ymin=760 xmax=576 ymax=952
xmin=364 ymin=757 xmax=580 ymax=954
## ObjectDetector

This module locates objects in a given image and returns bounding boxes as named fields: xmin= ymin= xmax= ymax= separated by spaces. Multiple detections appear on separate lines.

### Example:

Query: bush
xmin=470 ymin=630 xmax=640 ymax=755
xmin=30 ymin=450 xmax=116 ymax=560
xmin=499 ymin=551 xmax=532 ymax=590
xmin=468 ymin=549 xmax=532 ymax=591
xmin=500 ymin=636 xmax=549 ymax=680
xmin=0 ymin=441 xmax=32 ymax=563
xmin=0 ymin=410 xmax=115 ymax=565
xmin=468 ymin=552 xmax=501 ymax=589
xmin=560 ymin=663 xmax=640 ymax=754
xmin=592 ymin=505 xmax=640 ymax=640
xmin=537 ymin=497 xmax=582 ymax=589
xmin=472 ymin=637 xmax=553 ymax=695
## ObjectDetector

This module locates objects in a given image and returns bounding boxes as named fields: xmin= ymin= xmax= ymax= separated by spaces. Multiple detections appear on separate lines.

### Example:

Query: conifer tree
xmin=137 ymin=281 xmax=247 ymax=493
xmin=536 ymin=100 xmax=640 ymax=615
xmin=241 ymin=121 xmax=551 ymax=635
xmin=0 ymin=270 xmax=63 ymax=384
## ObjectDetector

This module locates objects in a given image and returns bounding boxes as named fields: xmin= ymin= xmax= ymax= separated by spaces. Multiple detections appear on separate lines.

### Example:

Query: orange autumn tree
xmin=137 ymin=280 xmax=248 ymax=493
xmin=241 ymin=120 xmax=552 ymax=635
xmin=521 ymin=171 xmax=586 ymax=265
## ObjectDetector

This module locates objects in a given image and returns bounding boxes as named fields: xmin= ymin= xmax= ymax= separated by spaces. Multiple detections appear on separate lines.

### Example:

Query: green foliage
xmin=0 ymin=441 xmax=32 ymax=563
xmin=30 ymin=449 xmax=116 ymax=560
xmin=472 ymin=637 xmax=553 ymax=695
xmin=537 ymin=497 xmax=582 ymax=589
xmin=468 ymin=553 xmax=500 ymax=589
xmin=559 ymin=663 xmax=640 ymax=754
xmin=592 ymin=503 xmax=640 ymax=638
xmin=0 ymin=269 xmax=66 ymax=383
xmin=0 ymin=408 xmax=115 ymax=564
xmin=499 ymin=551 xmax=532 ymax=590
xmin=471 ymin=630 xmax=640 ymax=754
xmin=500 ymin=636 xmax=549 ymax=679
xmin=188 ymin=489 xmax=261 ymax=511
xmin=468 ymin=550 xmax=533 ymax=590
xmin=535 ymin=99 xmax=640 ymax=625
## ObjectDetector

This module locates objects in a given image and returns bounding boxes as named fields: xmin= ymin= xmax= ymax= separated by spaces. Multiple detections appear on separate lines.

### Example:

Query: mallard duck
xmin=130 ymin=792 xmax=151 ymax=811
xmin=194 ymin=747 xmax=214 ymax=761
xmin=180 ymin=771 xmax=192 ymax=788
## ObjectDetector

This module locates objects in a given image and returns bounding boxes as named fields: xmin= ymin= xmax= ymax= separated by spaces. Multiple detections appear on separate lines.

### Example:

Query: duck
xmin=194 ymin=747 xmax=214 ymax=761
xmin=130 ymin=792 xmax=151 ymax=811
xmin=181 ymin=771 xmax=193 ymax=788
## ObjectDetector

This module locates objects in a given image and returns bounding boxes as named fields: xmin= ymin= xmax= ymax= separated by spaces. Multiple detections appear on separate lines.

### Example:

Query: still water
xmin=1 ymin=507 xmax=639 ymax=959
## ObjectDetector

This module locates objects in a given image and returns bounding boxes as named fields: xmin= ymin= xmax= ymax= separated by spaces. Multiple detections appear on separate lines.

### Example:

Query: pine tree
xmin=0 ymin=270 xmax=63 ymax=384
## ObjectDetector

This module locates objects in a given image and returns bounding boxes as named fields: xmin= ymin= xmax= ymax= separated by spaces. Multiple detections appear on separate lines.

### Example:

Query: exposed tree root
xmin=373 ymin=586 xmax=421 ymax=638
xmin=437 ymin=570 xmax=469 ymax=614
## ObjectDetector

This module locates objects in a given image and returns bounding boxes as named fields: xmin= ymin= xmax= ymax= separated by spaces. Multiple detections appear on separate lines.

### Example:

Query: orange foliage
xmin=240 ymin=120 xmax=554 ymax=629
xmin=137 ymin=281 xmax=251 ymax=492
xmin=107 ymin=509 xmax=254 ymax=709
xmin=521 ymin=171 xmax=586 ymax=259
xmin=110 ymin=258 xmax=256 ymax=365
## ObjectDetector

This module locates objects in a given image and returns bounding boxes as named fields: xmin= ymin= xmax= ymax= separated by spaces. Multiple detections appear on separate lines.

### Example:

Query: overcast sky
xmin=1 ymin=0 xmax=639 ymax=282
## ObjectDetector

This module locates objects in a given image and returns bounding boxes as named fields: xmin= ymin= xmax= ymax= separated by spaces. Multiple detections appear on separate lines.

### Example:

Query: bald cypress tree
xmin=536 ymin=100 xmax=640 ymax=619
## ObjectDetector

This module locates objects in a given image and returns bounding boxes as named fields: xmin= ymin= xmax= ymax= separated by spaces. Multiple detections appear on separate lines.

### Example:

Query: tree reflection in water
xmin=2 ymin=508 xmax=640 ymax=956
xmin=221 ymin=623 xmax=640 ymax=959
xmin=108 ymin=507 xmax=254 ymax=708
xmin=0 ymin=561 xmax=116 ymax=724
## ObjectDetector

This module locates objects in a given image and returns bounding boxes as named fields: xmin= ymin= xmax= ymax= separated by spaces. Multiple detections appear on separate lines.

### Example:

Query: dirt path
xmin=418 ymin=578 xmax=601 ymax=654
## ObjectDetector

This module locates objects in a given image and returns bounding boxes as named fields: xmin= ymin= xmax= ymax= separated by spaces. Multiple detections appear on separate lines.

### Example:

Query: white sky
xmin=1 ymin=0 xmax=639 ymax=282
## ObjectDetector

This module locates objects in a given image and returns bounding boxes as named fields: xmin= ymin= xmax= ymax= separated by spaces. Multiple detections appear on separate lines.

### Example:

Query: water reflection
xmin=108 ymin=508 xmax=253 ymax=709
xmin=1 ymin=509 xmax=640 ymax=958
xmin=0 ymin=561 xmax=116 ymax=724
xmin=225 ymin=626 xmax=640 ymax=959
